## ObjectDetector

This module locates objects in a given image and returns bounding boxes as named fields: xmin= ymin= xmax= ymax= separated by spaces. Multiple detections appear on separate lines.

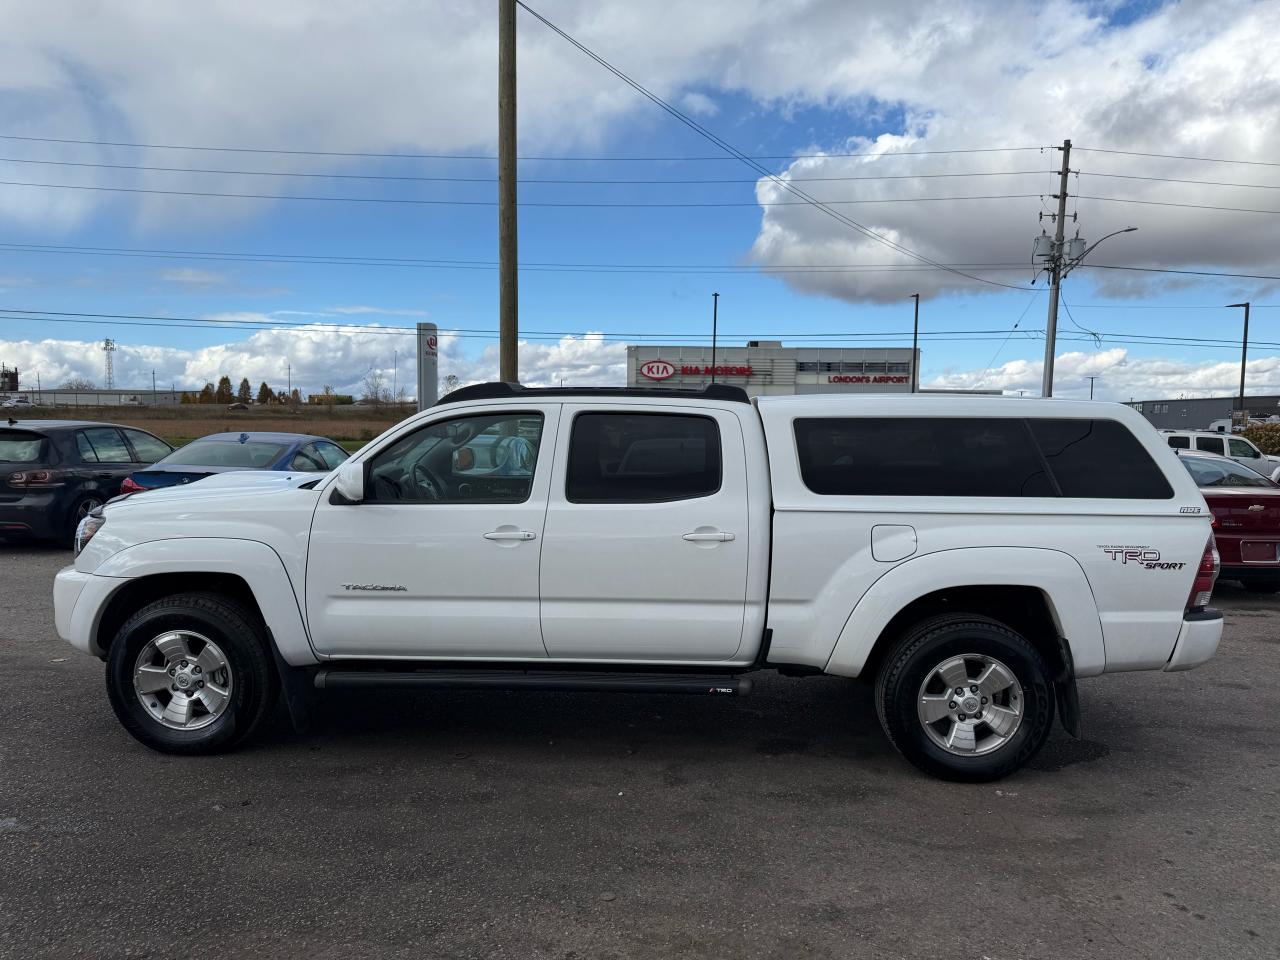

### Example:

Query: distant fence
xmin=8 ymin=390 xmax=180 ymax=407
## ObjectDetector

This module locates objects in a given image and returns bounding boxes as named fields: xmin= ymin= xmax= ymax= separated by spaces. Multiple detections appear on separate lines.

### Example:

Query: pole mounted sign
xmin=416 ymin=322 xmax=439 ymax=411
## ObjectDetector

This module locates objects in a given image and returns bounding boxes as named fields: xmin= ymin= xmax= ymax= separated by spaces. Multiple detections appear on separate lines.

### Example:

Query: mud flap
xmin=268 ymin=631 xmax=315 ymax=735
xmin=1054 ymin=635 xmax=1082 ymax=739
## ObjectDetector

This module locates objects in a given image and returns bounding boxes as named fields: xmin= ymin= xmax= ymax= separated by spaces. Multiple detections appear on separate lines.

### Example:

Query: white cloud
xmin=680 ymin=91 xmax=719 ymax=116
xmin=327 ymin=305 xmax=430 ymax=317
xmin=160 ymin=267 xmax=227 ymax=287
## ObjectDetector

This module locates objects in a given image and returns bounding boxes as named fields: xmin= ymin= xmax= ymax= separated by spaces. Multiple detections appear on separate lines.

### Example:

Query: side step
xmin=314 ymin=668 xmax=751 ymax=696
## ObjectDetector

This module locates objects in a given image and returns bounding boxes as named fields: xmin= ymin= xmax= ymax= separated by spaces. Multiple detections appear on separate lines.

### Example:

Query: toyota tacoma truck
xmin=53 ymin=383 xmax=1223 ymax=781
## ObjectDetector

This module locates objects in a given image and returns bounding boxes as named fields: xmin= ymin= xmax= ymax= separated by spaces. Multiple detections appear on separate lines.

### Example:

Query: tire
xmin=875 ymin=614 xmax=1055 ymax=782
xmin=65 ymin=493 xmax=104 ymax=547
xmin=1242 ymin=578 xmax=1280 ymax=594
xmin=105 ymin=592 xmax=278 ymax=755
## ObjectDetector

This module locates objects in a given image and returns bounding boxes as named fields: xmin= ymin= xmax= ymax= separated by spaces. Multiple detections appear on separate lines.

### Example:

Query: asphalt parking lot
xmin=2 ymin=546 xmax=1278 ymax=960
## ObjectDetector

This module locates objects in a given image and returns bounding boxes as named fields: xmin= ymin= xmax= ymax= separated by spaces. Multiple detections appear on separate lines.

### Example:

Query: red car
xmin=1180 ymin=451 xmax=1280 ymax=592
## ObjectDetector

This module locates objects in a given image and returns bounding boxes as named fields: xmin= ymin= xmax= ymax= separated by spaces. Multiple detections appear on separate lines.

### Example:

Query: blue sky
xmin=1 ymin=0 xmax=1277 ymax=400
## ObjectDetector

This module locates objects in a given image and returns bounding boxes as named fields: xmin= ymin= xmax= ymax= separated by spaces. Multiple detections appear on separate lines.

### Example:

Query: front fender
xmin=78 ymin=538 xmax=316 ymax=666
xmin=823 ymin=547 xmax=1105 ymax=679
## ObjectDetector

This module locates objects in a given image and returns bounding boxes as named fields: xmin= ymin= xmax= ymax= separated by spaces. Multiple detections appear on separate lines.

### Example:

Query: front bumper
xmin=54 ymin=565 xmax=122 ymax=658
xmin=1164 ymin=609 xmax=1223 ymax=672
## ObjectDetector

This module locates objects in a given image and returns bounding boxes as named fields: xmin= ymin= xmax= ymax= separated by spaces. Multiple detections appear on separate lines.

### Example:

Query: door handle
xmin=97 ymin=472 xmax=114 ymax=479
xmin=682 ymin=531 xmax=735 ymax=542
xmin=484 ymin=530 xmax=536 ymax=541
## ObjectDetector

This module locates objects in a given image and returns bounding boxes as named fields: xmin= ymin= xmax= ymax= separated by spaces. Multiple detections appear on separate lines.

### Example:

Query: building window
xmin=795 ymin=361 xmax=819 ymax=373
xmin=863 ymin=361 xmax=887 ymax=373
xmin=840 ymin=361 xmax=865 ymax=373
xmin=887 ymin=362 xmax=910 ymax=373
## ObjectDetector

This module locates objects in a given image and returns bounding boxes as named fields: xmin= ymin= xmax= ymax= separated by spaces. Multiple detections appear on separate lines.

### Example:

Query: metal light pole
xmin=710 ymin=292 xmax=719 ymax=384
xmin=1228 ymin=302 xmax=1251 ymax=416
xmin=909 ymin=293 xmax=920 ymax=392
xmin=1085 ymin=375 xmax=1098 ymax=399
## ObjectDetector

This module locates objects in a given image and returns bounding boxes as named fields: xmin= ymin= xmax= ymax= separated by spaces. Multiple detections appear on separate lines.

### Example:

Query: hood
xmin=107 ymin=470 xmax=319 ymax=512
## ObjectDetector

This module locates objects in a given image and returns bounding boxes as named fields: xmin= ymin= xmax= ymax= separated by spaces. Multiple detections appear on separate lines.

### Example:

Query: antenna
xmin=102 ymin=338 xmax=117 ymax=389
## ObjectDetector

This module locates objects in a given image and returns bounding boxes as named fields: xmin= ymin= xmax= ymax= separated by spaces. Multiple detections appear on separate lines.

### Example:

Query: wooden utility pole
xmin=498 ymin=0 xmax=519 ymax=382
xmin=1041 ymin=138 xmax=1071 ymax=398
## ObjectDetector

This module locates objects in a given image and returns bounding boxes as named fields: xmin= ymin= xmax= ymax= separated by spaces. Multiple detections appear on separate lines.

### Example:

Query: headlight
xmin=74 ymin=511 xmax=106 ymax=556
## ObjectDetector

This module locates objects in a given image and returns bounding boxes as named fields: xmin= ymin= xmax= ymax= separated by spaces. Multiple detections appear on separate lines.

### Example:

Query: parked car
xmin=120 ymin=432 xmax=349 ymax=493
xmin=1179 ymin=450 xmax=1280 ymax=593
xmin=1162 ymin=429 xmax=1280 ymax=481
xmin=56 ymin=386 xmax=1221 ymax=781
xmin=0 ymin=419 xmax=172 ymax=543
xmin=2 ymin=396 xmax=33 ymax=409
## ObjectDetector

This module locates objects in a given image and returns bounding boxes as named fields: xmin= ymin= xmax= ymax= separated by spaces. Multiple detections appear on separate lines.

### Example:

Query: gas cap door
xmin=871 ymin=524 xmax=917 ymax=563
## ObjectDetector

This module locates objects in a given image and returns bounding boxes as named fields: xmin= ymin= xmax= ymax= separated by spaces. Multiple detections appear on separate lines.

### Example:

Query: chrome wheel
xmin=917 ymin=654 xmax=1023 ymax=757
xmin=75 ymin=496 xmax=102 ymax=520
xmin=132 ymin=630 xmax=233 ymax=731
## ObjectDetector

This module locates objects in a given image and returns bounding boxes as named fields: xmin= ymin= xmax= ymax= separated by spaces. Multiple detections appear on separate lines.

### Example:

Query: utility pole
xmin=498 ymin=0 xmax=519 ymax=382
xmin=1041 ymin=139 xmax=1071 ymax=398
xmin=710 ymin=292 xmax=720 ymax=384
xmin=909 ymin=293 xmax=920 ymax=393
xmin=392 ymin=349 xmax=398 ymax=401
xmin=152 ymin=370 xmax=157 ymax=406
xmin=287 ymin=362 xmax=292 ymax=403
xmin=1228 ymin=302 xmax=1251 ymax=417
xmin=1085 ymin=375 xmax=1098 ymax=399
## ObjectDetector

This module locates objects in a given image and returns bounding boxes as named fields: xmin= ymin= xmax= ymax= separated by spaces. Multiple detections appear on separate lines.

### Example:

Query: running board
xmin=314 ymin=668 xmax=751 ymax=696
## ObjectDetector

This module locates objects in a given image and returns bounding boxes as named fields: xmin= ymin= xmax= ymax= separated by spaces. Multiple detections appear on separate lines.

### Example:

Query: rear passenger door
xmin=77 ymin=427 xmax=140 ymax=496
xmin=539 ymin=404 xmax=751 ymax=661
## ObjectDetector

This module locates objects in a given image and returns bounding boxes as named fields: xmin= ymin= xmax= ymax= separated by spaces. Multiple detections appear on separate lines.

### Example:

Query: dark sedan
xmin=121 ymin=431 xmax=349 ymax=493
xmin=0 ymin=419 xmax=173 ymax=544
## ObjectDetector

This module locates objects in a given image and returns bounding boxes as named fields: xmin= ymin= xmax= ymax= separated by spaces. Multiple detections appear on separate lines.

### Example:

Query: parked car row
xmin=0 ymin=418 xmax=348 ymax=544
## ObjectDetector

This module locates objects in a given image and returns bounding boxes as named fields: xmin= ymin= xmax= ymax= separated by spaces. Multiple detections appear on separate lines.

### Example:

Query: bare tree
xmin=60 ymin=376 xmax=96 ymax=390
xmin=361 ymin=368 xmax=390 ymax=405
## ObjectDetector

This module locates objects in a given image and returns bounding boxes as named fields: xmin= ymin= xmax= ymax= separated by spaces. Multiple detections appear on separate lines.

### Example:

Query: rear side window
xmin=122 ymin=429 xmax=172 ymax=463
xmin=793 ymin=418 xmax=1054 ymax=497
xmin=567 ymin=413 xmax=721 ymax=503
xmin=1196 ymin=436 xmax=1225 ymax=455
xmin=80 ymin=427 xmax=133 ymax=463
xmin=1028 ymin=419 xmax=1172 ymax=499
xmin=0 ymin=430 xmax=46 ymax=463
xmin=1166 ymin=435 xmax=1190 ymax=449
xmin=793 ymin=416 xmax=1171 ymax=499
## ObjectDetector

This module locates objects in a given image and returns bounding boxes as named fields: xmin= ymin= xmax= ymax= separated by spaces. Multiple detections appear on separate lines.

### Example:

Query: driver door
xmin=305 ymin=405 xmax=558 ymax=659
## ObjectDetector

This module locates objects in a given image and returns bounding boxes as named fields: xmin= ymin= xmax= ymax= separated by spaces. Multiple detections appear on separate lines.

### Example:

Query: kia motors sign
xmin=638 ymin=360 xmax=676 ymax=381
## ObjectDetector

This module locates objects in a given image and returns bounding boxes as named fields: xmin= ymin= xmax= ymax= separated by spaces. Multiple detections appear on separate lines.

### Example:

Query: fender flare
xmin=83 ymin=537 xmax=317 ymax=666
xmin=823 ymin=546 xmax=1105 ymax=679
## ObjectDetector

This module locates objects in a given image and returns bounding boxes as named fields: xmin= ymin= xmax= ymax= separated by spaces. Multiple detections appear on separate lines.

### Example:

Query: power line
xmin=0 ymin=178 xmax=1043 ymax=207
xmin=1080 ymin=194 xmax=1280 ymax=215
xmin=976 ymin=290 xmax=1043 ymax=387
xmin=0 ymin=131 xmax=1045 ymax=163
xmin=1081 ymin=170 xmax=1280 ymax=190
xmin=1084 ymin=264 xmax=1280 ymax=282
xmin=513 ymin=0 xmax=1029 ymax=292
xmin=1075 ymin=146 xmax=1280 ymax=168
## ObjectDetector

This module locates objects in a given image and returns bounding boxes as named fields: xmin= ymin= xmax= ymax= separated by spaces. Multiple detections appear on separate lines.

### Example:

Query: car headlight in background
xmin=74 ymin=510 xmax=106 ymax=556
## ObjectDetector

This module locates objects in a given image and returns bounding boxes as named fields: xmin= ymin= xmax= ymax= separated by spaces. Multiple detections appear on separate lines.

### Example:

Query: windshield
xmin=1181 ymin=456 xmax=1275 ymax=488
xmin=160 ymin=439 xmax=287 ymax=468
xmin=0 ymin=430 xmax=46 ymax=462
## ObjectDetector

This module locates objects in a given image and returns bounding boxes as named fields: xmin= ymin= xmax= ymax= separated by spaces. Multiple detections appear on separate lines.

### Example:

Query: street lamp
xmin=1227 ymin=301 xmax=1251 ymax=421
xmin=909 ymin=293 xmax=920 ymax=393
xmin=1042 ymin=226 xmax=1138 ymax=397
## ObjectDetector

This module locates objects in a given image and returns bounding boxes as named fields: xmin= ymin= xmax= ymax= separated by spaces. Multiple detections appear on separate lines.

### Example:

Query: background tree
xmin=290 ymin=387 xmax=301 ymax=406
xmin=237 ymin=377 xmax=252 ymax=404
xmin=179 ymin=391 xmax=194 ymax=404
xmin=60 ymin=376 xmax=96 ymax=390
xmin=199 ymin=383 xmax=215 ymax=403
xmin=214 ymin=375 xmax=234 ymax=404
xmin=361 ymin=368 xmax=389 ymax=405
xmin=442 ymin=374 xmax=461 ymax=396
xmin=256 ymin=381 xmax=273 ymax=405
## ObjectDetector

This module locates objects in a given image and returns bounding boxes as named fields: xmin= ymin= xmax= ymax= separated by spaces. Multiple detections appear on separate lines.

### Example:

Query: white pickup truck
xmin=54 ymin=384 xmax=1223 ymax=781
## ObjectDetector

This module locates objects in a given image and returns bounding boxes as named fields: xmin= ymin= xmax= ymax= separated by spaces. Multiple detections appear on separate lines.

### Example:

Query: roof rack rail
xmin=436 ymin=382 xmax=750 ymax=405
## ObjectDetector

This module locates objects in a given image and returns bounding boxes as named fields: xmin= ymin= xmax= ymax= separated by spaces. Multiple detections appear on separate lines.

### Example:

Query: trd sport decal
xmin=1098 ymin=545 xmax=1186 ymax=570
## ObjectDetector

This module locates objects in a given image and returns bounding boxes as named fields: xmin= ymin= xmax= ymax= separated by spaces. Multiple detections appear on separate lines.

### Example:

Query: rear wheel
xmin=65 ymin=494 xmax=103 ymax=547
xmin=875 ymin=615 xmax=1055 ymax=782
xmin=105 ymin=593 xmax=278 ymax=754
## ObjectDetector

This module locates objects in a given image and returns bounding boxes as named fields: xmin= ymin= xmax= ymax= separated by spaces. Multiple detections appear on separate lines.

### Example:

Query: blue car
xmin=120 ymin=432 xmax=349 ymax=494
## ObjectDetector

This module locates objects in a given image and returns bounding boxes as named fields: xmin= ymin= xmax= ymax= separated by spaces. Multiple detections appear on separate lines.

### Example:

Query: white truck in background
xmin=55 ymin=383 xmax=1221 ymax=781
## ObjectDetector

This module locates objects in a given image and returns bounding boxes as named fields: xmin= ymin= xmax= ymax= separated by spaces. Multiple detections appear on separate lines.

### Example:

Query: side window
xmin=366 ymin=411 xmax=543 ymax=504
xmin=1228 ymin=438 xmax=1260 ymax=458
xmin=75 ymin=432 xmax=99 ymax=462
xmin=1028 ymin=419 xmax=1173 ymax=499
xmin=81 ymin=427 xmax=133 ymax=463
xmin=1166 ymin=435 xmax=1190 ymax=449
xmin=123 ymin=429 xmax=172 ymax=464
xmin=290 ymin=443 xmax=327 ymax=472
xmin=793 ymin=418 xmax=1053 ymax=497
xmin=316 ymin=442 xmax=349 ymax=469
xmin=1196 ymin=436 xmax=1225 ymax=456
xmin=567 ymin=413 xmax=721 ymax=503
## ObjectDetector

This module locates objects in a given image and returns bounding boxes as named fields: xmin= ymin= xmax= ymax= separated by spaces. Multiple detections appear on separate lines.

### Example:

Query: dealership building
xmin=627 ymin=342 xmax=928 ymax=398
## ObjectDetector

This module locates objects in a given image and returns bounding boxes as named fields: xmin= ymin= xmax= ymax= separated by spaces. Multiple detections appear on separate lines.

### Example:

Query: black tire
xmin=105 ymin=592 xmax=278 ymax=755
xmin=875 ymin=614 xmax=1055 ymax=782
xmin=1242 ymin=578 xmax=1280 ymax=594
xmin=64 ymin=493 xmax=104 ymax=548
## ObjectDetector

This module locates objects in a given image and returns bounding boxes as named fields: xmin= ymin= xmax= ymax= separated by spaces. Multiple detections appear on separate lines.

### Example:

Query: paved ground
xmin=1 ymin=546 xmax=1277 ymax=960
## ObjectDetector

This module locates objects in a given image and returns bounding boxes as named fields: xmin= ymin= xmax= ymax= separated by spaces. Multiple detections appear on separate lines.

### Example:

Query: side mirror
xmin=334 ymin=461 xmax=365 ymax=502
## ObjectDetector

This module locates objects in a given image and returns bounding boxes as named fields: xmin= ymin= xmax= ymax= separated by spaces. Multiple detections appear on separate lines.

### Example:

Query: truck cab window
xmin=366 ymin=412 xmax=543 ymax=504
xmin=566 ymin=413 xmax=721 ymax=503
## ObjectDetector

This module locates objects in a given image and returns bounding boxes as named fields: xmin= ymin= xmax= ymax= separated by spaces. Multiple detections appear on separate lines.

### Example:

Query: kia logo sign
xmin=639 ymin=360 xmax=676 ymax=381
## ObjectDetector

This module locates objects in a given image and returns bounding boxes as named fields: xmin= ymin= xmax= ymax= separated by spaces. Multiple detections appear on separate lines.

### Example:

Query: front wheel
xmin=105 ymin=593 xmax=278 ymax=754
xmin=875 ymin=615 xmax=1055 ymax=782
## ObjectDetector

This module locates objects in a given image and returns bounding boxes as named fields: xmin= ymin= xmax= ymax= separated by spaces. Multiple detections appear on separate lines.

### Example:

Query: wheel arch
xmin=825 ymin=547 xmax=1104 ymax=680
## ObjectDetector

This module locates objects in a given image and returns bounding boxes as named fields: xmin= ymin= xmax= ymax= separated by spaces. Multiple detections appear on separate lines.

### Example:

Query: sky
xmin=0 ymin=0 xmax=1278 ymax=401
